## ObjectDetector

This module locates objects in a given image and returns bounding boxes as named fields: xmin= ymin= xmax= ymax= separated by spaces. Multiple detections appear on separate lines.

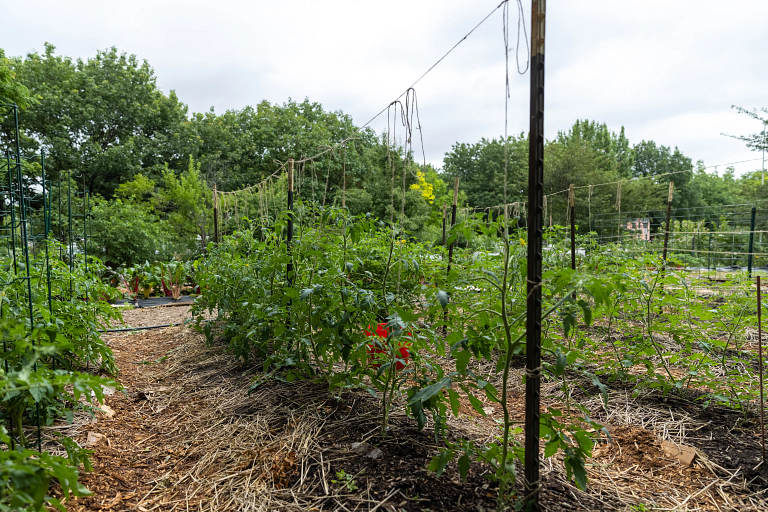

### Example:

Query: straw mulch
xmin=59 ymin=318 xmax=767 ymax=511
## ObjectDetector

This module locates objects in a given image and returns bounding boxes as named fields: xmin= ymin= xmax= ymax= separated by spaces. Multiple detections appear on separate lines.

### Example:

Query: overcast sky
xmin=3 ymin=0 xmax=768 ymax=175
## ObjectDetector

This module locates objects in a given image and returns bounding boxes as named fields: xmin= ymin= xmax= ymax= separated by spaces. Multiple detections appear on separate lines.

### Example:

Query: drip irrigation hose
xmin=100 ymin=319 xmax=211 ymax=333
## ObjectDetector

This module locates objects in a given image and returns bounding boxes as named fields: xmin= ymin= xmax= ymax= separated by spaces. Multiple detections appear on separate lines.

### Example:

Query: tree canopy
xmin=1 ymin=43 xmax=766 ymax=266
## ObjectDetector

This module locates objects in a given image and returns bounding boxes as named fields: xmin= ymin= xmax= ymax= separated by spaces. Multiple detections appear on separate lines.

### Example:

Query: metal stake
xmin=758 ymin=276 xmax=766 ymax=464
xmin=525 ymin=1 xmax=546 ymax=509
xmin=569 ymin=183 xmax=576 ymax=270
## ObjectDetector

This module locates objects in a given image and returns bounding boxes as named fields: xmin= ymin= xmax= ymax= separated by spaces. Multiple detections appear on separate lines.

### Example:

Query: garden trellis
xmin=2 ymin=102 xmax=114 ymax=458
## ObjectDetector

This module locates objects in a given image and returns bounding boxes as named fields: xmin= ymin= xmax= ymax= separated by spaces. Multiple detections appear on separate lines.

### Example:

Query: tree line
xmin=1 ymin=44 xmax=766 ymax=266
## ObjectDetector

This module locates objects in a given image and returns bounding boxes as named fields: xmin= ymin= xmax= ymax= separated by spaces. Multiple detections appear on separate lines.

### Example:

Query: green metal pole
xmin=42 ymin=150 xmax=52 ymax=315
xmin=67 ymin=172 xmax=73 ymax=298
xmin=6 ymin=151 xmax=17 ymax=274
xmin=58 ymin=172 xmax=62 ymax=261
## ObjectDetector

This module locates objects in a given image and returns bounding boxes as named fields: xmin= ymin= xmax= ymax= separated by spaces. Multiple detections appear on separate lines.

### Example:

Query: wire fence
xmin=591 ymin=203 xmax=768 ymax=272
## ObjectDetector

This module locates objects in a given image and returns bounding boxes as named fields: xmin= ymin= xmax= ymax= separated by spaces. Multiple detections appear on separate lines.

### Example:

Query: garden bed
xmin=59 ymin=310 xmax=768 ymax=511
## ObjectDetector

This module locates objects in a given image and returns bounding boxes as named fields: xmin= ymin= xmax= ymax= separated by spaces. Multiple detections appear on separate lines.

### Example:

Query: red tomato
xmin=365 ymin=322 xmax=411 ymax=370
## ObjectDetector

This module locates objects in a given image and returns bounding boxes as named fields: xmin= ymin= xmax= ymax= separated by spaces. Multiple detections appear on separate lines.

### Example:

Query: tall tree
xmin=442 ymin=135 xmax=528 ymax=209
xmin=8 ymin=43 xmax=190 ymax=197
xmin=156 ymin=156 xmax=212 ymax=254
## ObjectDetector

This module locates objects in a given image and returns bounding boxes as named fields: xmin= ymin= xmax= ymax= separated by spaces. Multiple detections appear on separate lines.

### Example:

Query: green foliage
xmin=193 ymin=202 xmax=618 ymax=508
xmin=156 ymin=156 xmax=212 ymax=254
xmin=91 ymin=199 xmax=171 ymax=268
xmin=0 ymin=244 xmax=122 ymax=506
xmin=7 ymin=43 xmax=190 ymax=197
xmin=0 ymin=427 xmax=92 ymax=511
xmin=0 ymin=49 xmax=35 ymax=110
xmin=331 ymin=470 xmax=359 ymax=491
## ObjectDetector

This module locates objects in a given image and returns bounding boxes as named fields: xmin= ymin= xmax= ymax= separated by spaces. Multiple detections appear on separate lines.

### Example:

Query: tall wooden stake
xmin=748 ymin=206 xmax=757 ymax=278
xmin=442 ymin=202 xmax=447 ymax=247
xmin=661 ymin=181 xmax=674 ymax=270
xmin=759 ymin=276 xmax=766 ymax=465
xmin=445 ymin=179 xmax=459 ymax=336
xmin=569 ymin=183 xmax=576 ymax=270
xmin=525 ymin=1 xmax=546 ymax=509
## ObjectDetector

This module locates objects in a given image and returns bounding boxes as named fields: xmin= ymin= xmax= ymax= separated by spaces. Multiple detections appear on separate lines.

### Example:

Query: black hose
xmin=100 ymin=323 xmax=181 ymax=333
xmin=100 ymin=319 xmax=211 ymax=333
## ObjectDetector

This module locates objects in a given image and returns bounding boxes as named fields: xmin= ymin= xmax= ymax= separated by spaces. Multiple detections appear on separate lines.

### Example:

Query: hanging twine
xmin=588 ymin=185 xmax=593 ymax=229
xmin=543 ymin=195 xmax=548 ymax=226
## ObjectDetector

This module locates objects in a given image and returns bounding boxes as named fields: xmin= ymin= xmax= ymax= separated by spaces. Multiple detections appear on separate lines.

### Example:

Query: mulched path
xmin=64 ymin=327 xmax=196 ymax=511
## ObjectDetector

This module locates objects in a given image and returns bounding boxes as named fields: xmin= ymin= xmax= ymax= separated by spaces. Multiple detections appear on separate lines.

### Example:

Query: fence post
xmin=749 ymin=206 xmax=757 ymax=278
xmin=708 ymin=231 xmax=712 ymax=274
xmin=525 ymin=1 xmax=546 ymax=509
xmin=569 ymin=183 xmax=576 ymax=270
xmin=661 ymin=182 xmax=674 ymax=270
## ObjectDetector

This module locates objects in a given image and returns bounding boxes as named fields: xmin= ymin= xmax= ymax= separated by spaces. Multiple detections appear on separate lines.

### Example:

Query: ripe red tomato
xmin=365 ymin=322 xmax=411 ymax=370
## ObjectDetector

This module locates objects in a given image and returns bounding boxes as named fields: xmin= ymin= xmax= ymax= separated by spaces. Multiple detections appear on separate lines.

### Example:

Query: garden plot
xmin=60 ymin=310 xmax=767 ymax=511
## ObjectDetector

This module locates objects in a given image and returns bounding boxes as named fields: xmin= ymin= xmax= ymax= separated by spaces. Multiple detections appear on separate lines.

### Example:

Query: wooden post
xmin=569 ymin=183 xmax=576 ymax=270
xmin=749 ymin=206 xmax=757 ymax=278
xmin=661 ymin=182 xmax=674 ymax=269
xmin=442 ymin=202 xmax=447 ymax=247
xmin=444 ymin=179 xmax=459 ymax=336
xmin=759 ymin=276 xmax=766 ymax=465
xmin=213 ymin=184 xmax=219 ymax=245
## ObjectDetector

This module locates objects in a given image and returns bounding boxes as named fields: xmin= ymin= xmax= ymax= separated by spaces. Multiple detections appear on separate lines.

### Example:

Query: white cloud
xmin=4 ymin=0 xmax=767 ymax=175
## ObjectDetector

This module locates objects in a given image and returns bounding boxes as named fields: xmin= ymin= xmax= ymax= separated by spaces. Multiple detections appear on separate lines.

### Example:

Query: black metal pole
xmin=749 ymin=206 xmax=757 ymax=278
xmin=447 ymin=178 xmax=459 ymax=274
xmin=212 ymin=190 xmax=219 ymax=248
xmin=287 ymin=160 xmax=294 ymax=305
xmin=569 ymin=184 xmax=576 ymax=270
xmin=444 ymin=179 xmax=459 ymax=337
xmin=525 ymin=1 xmax=545 ymax=509
xmin=758 ymin=276 xmax=766 ymax=465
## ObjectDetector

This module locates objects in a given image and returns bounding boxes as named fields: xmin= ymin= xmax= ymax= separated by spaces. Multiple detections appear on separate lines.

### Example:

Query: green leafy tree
xmin=90 ymin=198 xmax=170 ymax=267
xmin=722 ymin=105 xmax=768 ymax=154
xmin=157 ymin=156 xmax=212 ymax=254
xmin=0 ymin=48 xmax=34 ymax=109
xmin=7 ymin=43 xmax=190 ymax=197
xmin=442 ymin=135 xmax=528 ymax=209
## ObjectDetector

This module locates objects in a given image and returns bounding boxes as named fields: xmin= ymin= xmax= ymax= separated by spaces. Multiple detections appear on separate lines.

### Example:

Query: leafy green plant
xmin=331 ymin=469 xmax=359 ymax=492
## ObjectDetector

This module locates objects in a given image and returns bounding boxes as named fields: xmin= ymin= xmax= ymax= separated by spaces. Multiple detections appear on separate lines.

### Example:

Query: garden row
xmin=0 ymin=244 xmax=126 ymax=511
xmin=190 ymin=201 xmax=767 ymax=508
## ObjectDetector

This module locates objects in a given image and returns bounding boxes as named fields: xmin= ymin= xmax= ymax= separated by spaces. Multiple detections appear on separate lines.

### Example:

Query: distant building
xmin=626 ymin=218 xmax=651 ymax=241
